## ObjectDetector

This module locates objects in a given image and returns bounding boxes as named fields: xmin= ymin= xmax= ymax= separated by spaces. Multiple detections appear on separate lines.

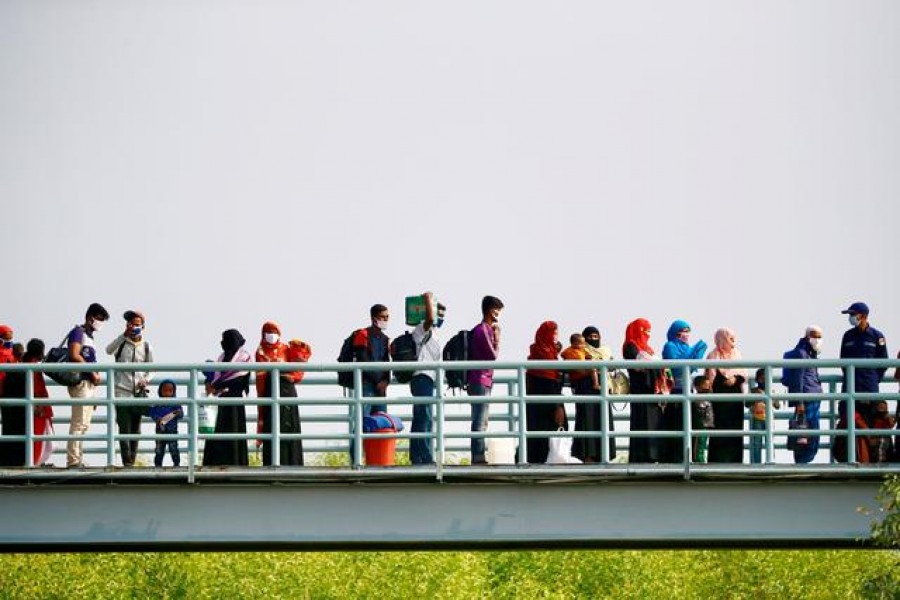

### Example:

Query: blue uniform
xmin=839 ymin=324 xmax=888 ymax=422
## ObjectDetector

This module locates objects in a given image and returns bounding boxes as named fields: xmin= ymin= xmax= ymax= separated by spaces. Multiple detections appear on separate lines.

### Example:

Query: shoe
xmin=66 ymin=463 xmax=84 ymax=469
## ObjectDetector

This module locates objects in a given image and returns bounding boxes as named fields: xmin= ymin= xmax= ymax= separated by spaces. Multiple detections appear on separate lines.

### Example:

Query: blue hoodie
xmin=661 ymin=320 xmax=709 ymax=391
xmin=782 ymin=338 xmax=823 ymax=397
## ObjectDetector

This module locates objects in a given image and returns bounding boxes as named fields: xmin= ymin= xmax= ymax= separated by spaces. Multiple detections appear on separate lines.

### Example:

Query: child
xmin=692 ymin=375 xmax=714 ymax=463
xmin=747 ymin=368 xmax=780 ymax=465
xmin=869 ymin=400 xmax=896 ymax=463
xmin=149 ymin=380 xmax=183 ymax=468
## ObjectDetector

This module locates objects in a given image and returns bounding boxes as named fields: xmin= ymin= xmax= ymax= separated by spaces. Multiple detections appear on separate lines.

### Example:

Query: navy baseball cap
xmin=841 ymin=302 xmax=870 ymax=315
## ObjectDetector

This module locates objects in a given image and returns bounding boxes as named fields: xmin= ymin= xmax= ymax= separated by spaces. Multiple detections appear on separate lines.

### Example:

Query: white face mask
xmin=264 ymin=333 xmax=279 ymax=345
xmin=91 ymin=319 xmax=104 ymax=332
xmin=375 ymin=319 xmax=388 ymax=331
xmin=809 ymin=338 xmax=823 ymax=353
xmin=849 ymin=315 xmax=860 ymax=327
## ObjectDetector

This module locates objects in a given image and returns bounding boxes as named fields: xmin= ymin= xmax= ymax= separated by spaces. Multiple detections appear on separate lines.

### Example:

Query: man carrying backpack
xmin=66 ymin=302 xmax=110 ymax=468
xmin=345 ymin=304 xmax=391 ymax=461
xmin=468 ymin=295 xmax=503 ymax=465
xmin=408 ymin=292 xmax=446 ymax=465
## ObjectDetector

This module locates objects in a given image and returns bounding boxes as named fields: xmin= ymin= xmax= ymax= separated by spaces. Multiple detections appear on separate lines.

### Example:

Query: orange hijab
xmin=623 ymin=318 xmax=654 ymax=356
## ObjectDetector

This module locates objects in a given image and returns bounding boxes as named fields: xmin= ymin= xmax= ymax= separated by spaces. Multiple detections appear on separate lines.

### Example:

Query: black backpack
xmin=389 ymin=332 xmax=418 ymax=384
xmin=442 ymin=329 xmax=470 ymax=390
xmin=336 ymin=332 xmax=358 ymax=389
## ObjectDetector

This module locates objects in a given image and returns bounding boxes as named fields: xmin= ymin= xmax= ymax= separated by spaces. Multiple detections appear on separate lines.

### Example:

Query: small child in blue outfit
xmin=150 ymin=379 xmax=183 ymax=467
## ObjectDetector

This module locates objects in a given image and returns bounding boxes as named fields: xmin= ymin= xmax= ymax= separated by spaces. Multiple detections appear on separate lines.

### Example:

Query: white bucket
xmin=486 ymin=438 xmax=517 ymax=465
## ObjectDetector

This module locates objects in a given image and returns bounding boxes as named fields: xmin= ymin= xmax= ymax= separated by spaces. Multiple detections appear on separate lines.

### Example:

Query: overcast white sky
xmin=3 ymin=0 xmax=899 ymax=366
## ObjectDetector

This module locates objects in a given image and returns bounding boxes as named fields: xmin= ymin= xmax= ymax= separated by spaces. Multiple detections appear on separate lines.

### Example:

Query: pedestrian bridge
xmin=0 ymin=358 xmax=897 ymax=551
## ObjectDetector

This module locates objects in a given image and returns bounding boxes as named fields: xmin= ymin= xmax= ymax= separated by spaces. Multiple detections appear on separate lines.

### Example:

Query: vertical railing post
xmin=681 ymin=365 xmax=692 ymax=478
xmin=271 ymin=366 xmax=281 ymax=467
xmin=764 ymin=365 xmax=775 ymax=464
xmin=435 ymin=366 xmax=445 ymax=481
xmin=847 ymin=364 xmax=856 ymax=463
xmin=188 ymin=367 xmax=198 ymax=483
xmin=599 ymin=365 xmax=610 ymax=464
xmin=106 ymin=368 xmax=116 ymax=468
xmin=828 ymin=380 xmax=837 ymax=463
xmin=24 ymin=363 xmax=34 ymax=467
xmin=352 ymin=366 xmax=364 ymax=468
xmin=517 ymin=366 xmax=527 ymax=464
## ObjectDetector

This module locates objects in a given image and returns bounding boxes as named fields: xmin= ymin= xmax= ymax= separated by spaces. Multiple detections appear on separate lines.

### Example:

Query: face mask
xmin=91 ymin=319 xmax=104 ymax=332
xmin=436 ymin=318 xmax=444 ymax=328
xmin=1 ymin=340 xmax=12 ymax=349
xmin=849 ymin=315 xmax=860 ymax=327
xmin=587 ymin=339 xmax=601 ymax=348
xmin=375 ymin=320 xmax=388 ymax=331
xmin=676 ymin=332 xmax=690 ymax=343
xmin=809 ymin=338 xmax=823 ymax=353
xmin=264 ymin=333 xmax=279 ymax=345
xmin=130 ymin=326 xmax=142 ymax=337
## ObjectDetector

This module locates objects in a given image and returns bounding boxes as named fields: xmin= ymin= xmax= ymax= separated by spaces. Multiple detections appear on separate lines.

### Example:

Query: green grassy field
xmin=0 ymin=550 xmax=897 ymax=599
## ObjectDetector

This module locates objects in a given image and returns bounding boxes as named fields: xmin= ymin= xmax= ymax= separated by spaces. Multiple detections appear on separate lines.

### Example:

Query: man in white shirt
xmin=409 ymin=292 xmax=446 ymax=465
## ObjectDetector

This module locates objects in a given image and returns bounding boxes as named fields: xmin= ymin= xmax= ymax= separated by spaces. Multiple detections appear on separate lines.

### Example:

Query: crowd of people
xmin=0 ymin=298 xmax=898 ymax=469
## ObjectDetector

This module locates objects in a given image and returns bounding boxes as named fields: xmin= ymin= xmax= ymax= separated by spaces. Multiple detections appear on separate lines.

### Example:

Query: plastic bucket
xmin=486 ymin=438 xmax=516 ymax=465
xmin=364 ymin=428 xmax=398 ymax=466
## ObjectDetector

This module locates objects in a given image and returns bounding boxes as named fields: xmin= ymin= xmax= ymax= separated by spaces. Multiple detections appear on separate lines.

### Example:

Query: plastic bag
xmin=546 ymin=428 xmax=582 ymax=464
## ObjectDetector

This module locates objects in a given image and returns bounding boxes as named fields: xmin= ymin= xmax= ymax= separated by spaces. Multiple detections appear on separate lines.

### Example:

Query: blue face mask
xmin=849 ymin=315 xmax=860 ymax=327
xmin=131 ymin=326 xmax=142 ymax=337
xmin=436 ymin=317 xmax=444 ymax=328
xmin=2 ymin=340 xmax=12 ymax=349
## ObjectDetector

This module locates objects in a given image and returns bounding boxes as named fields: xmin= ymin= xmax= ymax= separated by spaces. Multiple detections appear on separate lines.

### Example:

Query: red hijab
xmin=623 ymin=318 xmax=654 ymax=355
xmin=527 ymin=321 xmax=561 ymax=381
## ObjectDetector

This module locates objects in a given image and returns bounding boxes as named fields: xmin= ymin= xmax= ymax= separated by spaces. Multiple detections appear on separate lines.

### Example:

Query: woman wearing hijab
xmin=705 ymin=328 xmax=747 ymax=463
xmin=255 ymin=321 xmax=305 ymax=467
xmin=623 ymin=318 xmax=671 ymax=463
xmin=661 ymin=320 xmax=708 ymax=463
xmin=0 ymin=339 xmax=52 ymax=467
xmin=203 ymin=329 xmax=252 ymax=467
xmin=569 ymin=326 xmax=617 ymax=463
xmin=525 ymin=321 xmax=566 ymax=464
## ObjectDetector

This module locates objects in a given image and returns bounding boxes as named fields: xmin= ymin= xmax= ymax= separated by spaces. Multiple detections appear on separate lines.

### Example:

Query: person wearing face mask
xmin=661 ymin=320 xmax=709 ymax=463
xmin=567 ymin=326 xmax=617 ymax=463
xmin=839 ymin=302 xmax=888 ymax=427
xmin=105 ymin=310 xmax=154 ymax=467
xmin=623 ymin=318 xmax=671 ymax=464
xmin=782 ymin=326 xmax=824 ymax=464
xmin=704 ymin=327 xmax=747 ymax=464
xmin=0 ymin=325 xmax=16 ymax=397
xmin=408 ymin=292 xmax=446 ymax=465
xmin=203 ymin=329 xmax=252 ymax=467
xmin=64 ymin=302 xmax=109 ymax=468
xmin=347 ymin=304 xmax=391 ymax=462
xmin=524 ymin=321 xmax=565 ymax=464
xmin=467 ymin=295 xmax=504 ymax=465
xmin=255 ymin=321 xmax=305 ymax=466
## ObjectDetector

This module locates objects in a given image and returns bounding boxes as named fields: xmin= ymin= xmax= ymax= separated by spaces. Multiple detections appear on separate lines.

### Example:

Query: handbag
xmin=693 ymin=399 xmax=715 ymax=429
xmin=610 ymin=370 xmax=630 ymax=396
xmin=787 ymin=406 xmax=810 ymax=450
xmin=546 ymin=427 xmax=582 ymax=464
xmin=42 ymin=333 xmax=81 ymax=387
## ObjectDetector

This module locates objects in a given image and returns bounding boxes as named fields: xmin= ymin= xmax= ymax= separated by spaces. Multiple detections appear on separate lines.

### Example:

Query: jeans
xmin=468 ymin=382 xmax=491 ymax=464
xmin=154 ymin=423 xmax=180 ymax=467
xmin=349 ymin=381 xmax=387 ymax=463
xmin=409 ymin=374 xmax=435 ymax=464
xmin=749 ymin=418 xmax=766 ymax=464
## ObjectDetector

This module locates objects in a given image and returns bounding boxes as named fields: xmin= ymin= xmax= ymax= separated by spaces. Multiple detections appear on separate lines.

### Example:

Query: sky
xmin=3 ymin=0 xmax=899 ymax=368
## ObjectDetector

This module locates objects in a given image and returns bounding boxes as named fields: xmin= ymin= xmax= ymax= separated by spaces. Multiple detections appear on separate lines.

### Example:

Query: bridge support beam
xmin=0 ymin=480 xmax=880 ymax=551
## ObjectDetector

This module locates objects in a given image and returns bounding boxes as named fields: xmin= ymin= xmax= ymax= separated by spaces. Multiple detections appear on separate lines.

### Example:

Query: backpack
xmin=336 ymin=332 xmax=358 ymax=389
xmin=442 ymin=329 xmax=470 ymax=390
xmin=389 ymin=331 xmax=418 ymax=384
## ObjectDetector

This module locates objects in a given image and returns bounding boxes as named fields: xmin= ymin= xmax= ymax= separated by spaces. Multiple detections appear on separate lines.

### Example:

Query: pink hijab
xmin=705 ymin=327 xmax=747 ymax=381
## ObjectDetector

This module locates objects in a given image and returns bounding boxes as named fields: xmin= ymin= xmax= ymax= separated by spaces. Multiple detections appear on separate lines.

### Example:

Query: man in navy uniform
xmin=839 ymin=301 xmax=888 ymax=425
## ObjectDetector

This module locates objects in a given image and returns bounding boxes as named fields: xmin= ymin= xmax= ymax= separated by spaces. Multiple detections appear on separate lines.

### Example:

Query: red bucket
xmin=363 ymin=428 xmax=398 ymax=466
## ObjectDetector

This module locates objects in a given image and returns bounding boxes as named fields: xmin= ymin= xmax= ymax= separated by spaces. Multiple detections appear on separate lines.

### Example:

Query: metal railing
xmin=0 ymin=358 xmax=898 ymax=482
